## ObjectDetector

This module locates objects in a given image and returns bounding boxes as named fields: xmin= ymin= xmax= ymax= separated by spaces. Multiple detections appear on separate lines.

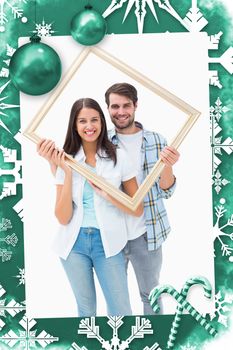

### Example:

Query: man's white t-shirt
xmin=117 ymin=131 xmax=147 ymax=240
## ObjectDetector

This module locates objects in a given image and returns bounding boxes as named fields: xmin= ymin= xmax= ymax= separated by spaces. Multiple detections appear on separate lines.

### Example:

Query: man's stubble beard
xmin=110 ymin=115 xmax=135 ymax=131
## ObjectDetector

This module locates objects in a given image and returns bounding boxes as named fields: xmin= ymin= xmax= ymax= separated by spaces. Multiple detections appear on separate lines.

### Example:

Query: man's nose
xmin=118 ymin=106 xmax=125 ymax=114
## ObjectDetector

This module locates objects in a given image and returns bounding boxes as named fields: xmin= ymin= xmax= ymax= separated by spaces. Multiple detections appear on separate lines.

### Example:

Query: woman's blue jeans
xmin=60 ymin=227 xmax=132 ymax=317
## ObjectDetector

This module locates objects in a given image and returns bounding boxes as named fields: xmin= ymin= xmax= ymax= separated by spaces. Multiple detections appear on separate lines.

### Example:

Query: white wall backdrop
xmin=20 ymin=32 xmax=214 ymax=318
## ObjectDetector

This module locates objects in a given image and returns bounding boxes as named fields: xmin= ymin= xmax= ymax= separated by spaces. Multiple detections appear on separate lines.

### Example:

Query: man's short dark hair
xmin=105 ymin=83 xmax=138 ymax=107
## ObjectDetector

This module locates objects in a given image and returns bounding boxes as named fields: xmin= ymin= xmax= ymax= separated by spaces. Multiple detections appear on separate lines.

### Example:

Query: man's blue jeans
xmin=60 ymin=227 xmax=132 ymax=317
xmin=123 ymin=233 xmax=163 ymax=315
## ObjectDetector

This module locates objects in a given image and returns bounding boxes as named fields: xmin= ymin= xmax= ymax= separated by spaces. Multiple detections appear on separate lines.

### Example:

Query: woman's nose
xmin=86 ymin=122 xmax=93 ymax=129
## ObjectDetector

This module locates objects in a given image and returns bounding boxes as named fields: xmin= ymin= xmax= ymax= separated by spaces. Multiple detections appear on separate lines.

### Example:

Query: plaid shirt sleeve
xmin=142 ymin=130 xmax=176 ymax=251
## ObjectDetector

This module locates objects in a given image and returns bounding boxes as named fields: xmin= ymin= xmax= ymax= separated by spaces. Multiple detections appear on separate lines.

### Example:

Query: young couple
xmin=37 ymin=83 xmax=180 ymax=317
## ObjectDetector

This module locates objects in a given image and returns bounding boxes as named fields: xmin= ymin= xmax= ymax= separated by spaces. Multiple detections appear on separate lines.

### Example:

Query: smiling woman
xmin=36 ymin=96 xmax=144 ymax=317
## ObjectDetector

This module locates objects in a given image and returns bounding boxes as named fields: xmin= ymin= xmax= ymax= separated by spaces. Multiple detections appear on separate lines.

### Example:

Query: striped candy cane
xmin=149 ymin=284 xmax=217 ymax=339
xmin=166 ymin=277 xmax=212 ymax=349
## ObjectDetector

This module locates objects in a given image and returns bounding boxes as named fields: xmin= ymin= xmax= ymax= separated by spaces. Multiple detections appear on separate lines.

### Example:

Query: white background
xmin=20 ymin=33 xmax=214 ymax=318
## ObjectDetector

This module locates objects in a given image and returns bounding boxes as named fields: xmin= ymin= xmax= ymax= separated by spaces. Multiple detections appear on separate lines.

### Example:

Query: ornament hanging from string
xmin=9 ymin=0 xmax=62 ymax=96
xmin=70 ymin=1 xmax=107 ymax=46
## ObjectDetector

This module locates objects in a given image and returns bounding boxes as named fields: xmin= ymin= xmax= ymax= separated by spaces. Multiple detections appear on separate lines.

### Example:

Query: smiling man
xmin=105 ymin=83 xmax=180 ymax=315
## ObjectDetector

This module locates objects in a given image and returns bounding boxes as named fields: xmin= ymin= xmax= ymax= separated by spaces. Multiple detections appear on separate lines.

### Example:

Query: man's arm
xmin=37 ymin=139 xmax=58 ymax=176
xmin=159 ymin=146 xmax=179 ymax=190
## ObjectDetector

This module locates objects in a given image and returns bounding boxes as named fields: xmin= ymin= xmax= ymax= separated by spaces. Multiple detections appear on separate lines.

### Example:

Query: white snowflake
xmin=210 ymin=97 xmax=233 ymax=173
xmin=13 ymin=198 xmax=24 ymax=221
xmin=0 ymin=218 xmax=12 ymax=231
xmin=0 ymin=314 xmax=59 ymax=348
xmin=213 ymin=198 xmax=233 ymax=259
xmin=0 ymin=0 xmax=28 ymax=33
xmin=0 ymin=248 xmax=12 ymax=262
xmin=181 ymin=343 xmax=197 ymax=350
xmin=208 ymin=32 xmax=224 ymax=89
xmin=102 ymin=0 xmax=208 ymax=34
xmin=208 ymin=31 xmax=223 ymax=50
xmin=209 ymin=70 xmax=222 ymax=89
xmin=0 ymin=79 xmax=19 ymax=133
xmin=212 ymin=169 xmax=230 ymax=194
xmin=182 ymin=0 xmax=208 ymax=32
xmin=0 ymin=232 xmax=18 ymax=247
xmin=209 ymin=47 xmax=233 ymax=74
xmin=14 ymin=267 xmax=25 ymax=286
xmin=208 ymin=31 xmax=233 ymax=88
xmin=0 ymin=219 xmax=14 ymax=263
xmin=71 ymin=316 xmax=161 ymax=350
xmin=0 ymin=284 xmax=25 ymax=330
xmin=0 ymin=43 xmax=16 ymax=78
xmin=32 ymin=18 xmax=56 ymax=37
xmin=0 ymin=145 xmax=22 ymax=200
xmin=210 ymin=291 xmax=233 ymax=327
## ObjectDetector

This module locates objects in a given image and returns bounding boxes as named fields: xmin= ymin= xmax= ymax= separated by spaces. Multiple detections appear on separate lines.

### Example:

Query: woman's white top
xmin=53 ymin=147 xmax=136 ymax=260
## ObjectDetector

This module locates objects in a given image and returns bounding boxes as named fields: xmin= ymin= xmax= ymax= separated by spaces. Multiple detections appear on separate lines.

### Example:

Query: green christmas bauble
xmin=70 ymin=5 xmax=107 ymax=46
xmin=9 ymin=36 xmax=62 ymax=95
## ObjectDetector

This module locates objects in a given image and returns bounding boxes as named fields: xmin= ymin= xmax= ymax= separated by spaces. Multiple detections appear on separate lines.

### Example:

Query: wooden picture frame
xmin=23 ymin=46 xmax=201 ymax=211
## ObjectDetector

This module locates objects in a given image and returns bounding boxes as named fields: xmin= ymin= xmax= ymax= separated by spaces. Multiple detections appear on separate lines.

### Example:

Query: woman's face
xmin=76 ymin=108 xmax=102 ymax=145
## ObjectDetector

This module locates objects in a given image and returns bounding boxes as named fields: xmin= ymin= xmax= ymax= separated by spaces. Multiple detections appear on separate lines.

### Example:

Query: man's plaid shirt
xmin=108 ymin=122 xmax=176 ymax=251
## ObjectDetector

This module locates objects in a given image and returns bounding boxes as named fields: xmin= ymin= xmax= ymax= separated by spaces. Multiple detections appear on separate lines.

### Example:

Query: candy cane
xmin=149 ymin=284 xmax=217 ymax=338
xmin=166 ymin=276 xmax=212 ymax=349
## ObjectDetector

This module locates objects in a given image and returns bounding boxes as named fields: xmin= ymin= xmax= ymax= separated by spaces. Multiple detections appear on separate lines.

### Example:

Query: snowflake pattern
xmin=0 ymin=218 xmax=12 ymax=231
xmin=0 ymin=0 xmax=28 ymax=33
xmin=0 ymin=145 xmax=22 ymax=200
xmin=71 ymin=317 xmax=161 ymax=350
xmin=213 ymin=198 xmax=233 ymax=260
xmin=210 ymin=291 xmax=233 ymax=327
xmin=212 ymin=169 xmax=230 ymax=194
xmin=0 ymin=314 xmax=59 ymax=348
xmin=103 ymin=0 xmax=208 ymax=34
xmin=0 ymin=248 xmax=12 ymax=262
xmin=32 ymin=18 xmax=56 ymax=37
xmin=0 ymin=43 xmax=16 ymax=78
xmin=103 ymin=1 xmax=231 ymax=87
xmin=14 ymin=267 xmax=25 ymax=286
xmin=13 ymin=198 xmax=24 ymax=221
xmin=0 ymin=217 xmax=18 ymax=263
xmin=210 ymin=97 xmax=233 ymax=173
xmin=0 ymin=233 xmax=18 ymax=246
xmin=181 ymin=343 xmax=197 ymax=350
xmin=0 ymin=283 xmax=25 ymax=332
xmin=208 ymin=31 xmax=233 ymax=88
xmin=0 ymin=79 xmax=19 ymax=133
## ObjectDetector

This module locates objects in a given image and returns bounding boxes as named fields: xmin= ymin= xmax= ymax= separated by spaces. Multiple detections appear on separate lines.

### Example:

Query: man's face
xmin=107 ymin=93 xmax=137 ymax=131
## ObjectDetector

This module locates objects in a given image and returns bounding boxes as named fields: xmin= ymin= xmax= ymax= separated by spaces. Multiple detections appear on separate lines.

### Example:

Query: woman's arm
xmin=90 ymin=177 xmax=144 ymax=217
xmin=53 ymin=150 xmax=73 ymax=225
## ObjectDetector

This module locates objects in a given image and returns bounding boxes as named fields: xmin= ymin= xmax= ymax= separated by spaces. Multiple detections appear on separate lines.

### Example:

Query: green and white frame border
xmin=0 ymin=0 xmax=233 ymax=349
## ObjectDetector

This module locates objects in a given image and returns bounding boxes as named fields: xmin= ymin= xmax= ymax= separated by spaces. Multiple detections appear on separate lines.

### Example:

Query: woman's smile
xmin=84 ymin=129 xmax=96 ymax=136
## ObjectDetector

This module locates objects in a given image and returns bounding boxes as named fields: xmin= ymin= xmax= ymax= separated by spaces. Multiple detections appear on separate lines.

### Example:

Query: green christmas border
xmin=0 ymin=0 xmax=233 ymax=349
